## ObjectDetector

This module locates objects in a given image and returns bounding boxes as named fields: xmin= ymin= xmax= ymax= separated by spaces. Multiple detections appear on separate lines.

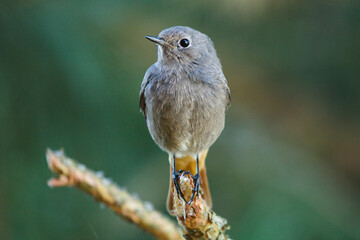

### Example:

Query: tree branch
xmin=46 ymin=149 xmax=182 ymax=240
xmin=46 ymin=149 xmax=230 ymax=240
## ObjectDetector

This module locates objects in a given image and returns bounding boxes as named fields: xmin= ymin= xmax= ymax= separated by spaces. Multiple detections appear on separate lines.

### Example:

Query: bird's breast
xmin=145 ymin=76 xmax=225 ymax=155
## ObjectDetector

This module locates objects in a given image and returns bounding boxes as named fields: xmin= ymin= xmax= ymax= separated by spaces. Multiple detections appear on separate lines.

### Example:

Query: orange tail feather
xmin=166 ymin=150 xmax=212 ymax=215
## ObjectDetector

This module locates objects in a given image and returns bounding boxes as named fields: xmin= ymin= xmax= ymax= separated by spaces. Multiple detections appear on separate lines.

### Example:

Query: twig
xmin=46 ymin=149 xmax=182 ymax=240
xmin=46 ymin=149 xmax=230 ymax=240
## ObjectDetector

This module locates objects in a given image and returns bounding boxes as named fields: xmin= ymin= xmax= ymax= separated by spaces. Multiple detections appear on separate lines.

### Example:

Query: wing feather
xmin=139 ymin=65 xmax=156 ymax=119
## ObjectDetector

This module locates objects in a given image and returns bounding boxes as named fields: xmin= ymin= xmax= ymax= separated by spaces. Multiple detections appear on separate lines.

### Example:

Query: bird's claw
xmin=187 ymin=172 xmax=200 ymax=205
xmin=173 ymin=170 xmax=200 ymax=205
xmin=172 ymin=170 xmax=187 ymax=202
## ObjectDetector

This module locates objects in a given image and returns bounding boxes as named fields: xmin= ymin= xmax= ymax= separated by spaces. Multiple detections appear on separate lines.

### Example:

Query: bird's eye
xmin=179 ymin=38 xmax=190 ymax=48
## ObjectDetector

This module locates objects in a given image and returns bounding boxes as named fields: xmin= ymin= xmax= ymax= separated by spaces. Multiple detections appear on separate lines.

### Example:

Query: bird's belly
xmin=146 ymin=88 xmax=225 ymax=156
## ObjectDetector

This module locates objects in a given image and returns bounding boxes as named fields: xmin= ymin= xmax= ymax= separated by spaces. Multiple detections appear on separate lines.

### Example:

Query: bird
xmin=139 ymin=26 xmax=230 ymax=215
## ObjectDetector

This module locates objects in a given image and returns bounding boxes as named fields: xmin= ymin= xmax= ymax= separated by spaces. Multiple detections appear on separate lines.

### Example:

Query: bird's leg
xmin=188 ymin=154 xmax=200 ymax=205
xmin=172 ymin=155 xmax=186 ymax=202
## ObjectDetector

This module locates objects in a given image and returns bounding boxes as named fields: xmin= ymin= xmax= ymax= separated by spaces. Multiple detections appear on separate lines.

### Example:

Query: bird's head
xmin=145 ymin=26 xmax=218 ymax=69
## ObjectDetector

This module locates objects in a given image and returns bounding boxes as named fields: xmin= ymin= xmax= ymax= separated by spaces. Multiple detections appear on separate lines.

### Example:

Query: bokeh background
xmin=1 ymin=0 xmax=360 ymax=239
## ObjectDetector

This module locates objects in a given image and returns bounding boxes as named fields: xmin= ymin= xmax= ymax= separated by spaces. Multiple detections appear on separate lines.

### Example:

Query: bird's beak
xmin=145 ymin=36 xmax=175 ymax=49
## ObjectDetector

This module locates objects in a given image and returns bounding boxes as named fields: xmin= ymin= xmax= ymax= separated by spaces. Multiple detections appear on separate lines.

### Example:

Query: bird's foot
xmin=187 ymin=172 xmax=200 ymax=205
xmin=173 ymin=170 xmax=200 ymax=205
xmin=172 ymin=170 xmax=187 ymax=203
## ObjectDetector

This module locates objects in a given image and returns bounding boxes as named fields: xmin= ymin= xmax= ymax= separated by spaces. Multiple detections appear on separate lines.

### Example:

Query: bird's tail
xmin=166 ymin=150 xmax=212 ymax=215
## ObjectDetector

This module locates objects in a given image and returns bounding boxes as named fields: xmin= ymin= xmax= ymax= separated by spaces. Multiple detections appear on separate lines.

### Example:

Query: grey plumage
xmin=140 ymin=26 xmax=230 ymax=158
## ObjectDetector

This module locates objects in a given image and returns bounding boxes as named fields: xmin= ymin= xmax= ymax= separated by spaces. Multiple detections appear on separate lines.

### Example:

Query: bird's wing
xmin=225 ymin=84 xmax=231 ymax=110
xmin=139 ymin=65 xmax=156 ymax=119
xmin=218 ymin=73 xmax=231 ymax=110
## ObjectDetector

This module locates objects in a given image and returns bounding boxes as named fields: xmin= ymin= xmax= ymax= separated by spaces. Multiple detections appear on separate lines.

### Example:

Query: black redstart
xmin=140 ymin=26 xmax=230 ymax=215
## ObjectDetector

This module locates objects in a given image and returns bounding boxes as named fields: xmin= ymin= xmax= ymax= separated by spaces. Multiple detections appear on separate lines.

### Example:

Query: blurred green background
xmin=1 ymin=0 xmax=360 ymax=239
